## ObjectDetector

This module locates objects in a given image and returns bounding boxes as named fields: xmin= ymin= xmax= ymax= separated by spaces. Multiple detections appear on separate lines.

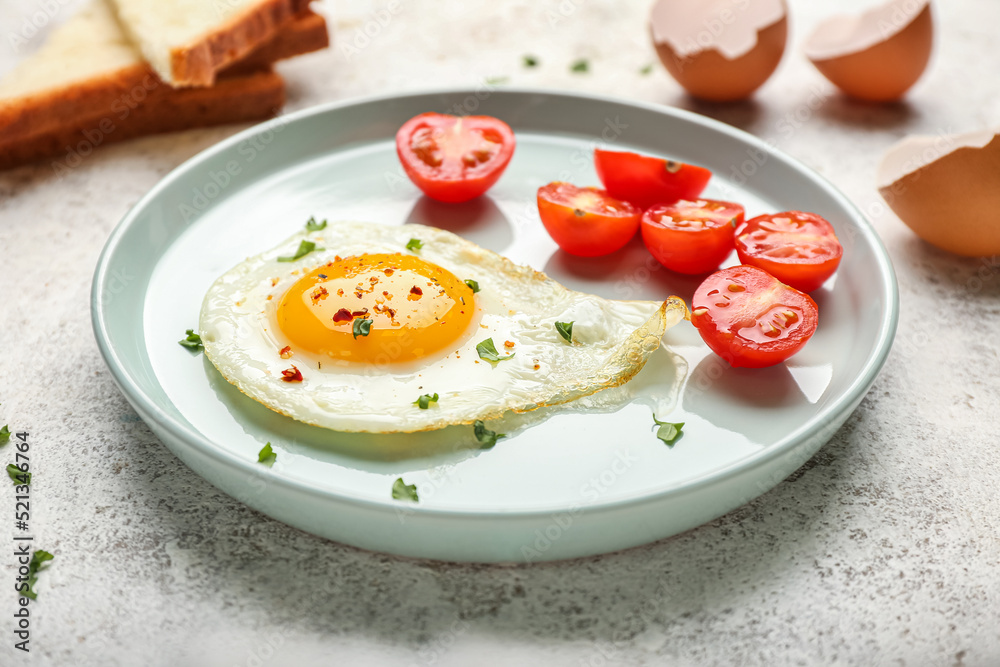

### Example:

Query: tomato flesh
xmin=641 ymin=199 xmax=744 ymax=274
xmin=594 ymin=148 xmax=712 ymax=208
xmin=537 ymin=182 xmax=642 ymax=257
xmin=691 ymin=265 xmax=818 ymax=368
xmin=396 ymin=113 xmax=515 ymax=203
xmin=735 ymin=211 xmax=843 ymax=292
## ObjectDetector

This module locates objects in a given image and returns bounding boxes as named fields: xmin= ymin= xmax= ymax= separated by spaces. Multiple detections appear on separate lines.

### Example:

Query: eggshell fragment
xmin=805 ymin=0 xmax=932 ymax=102
xmin=877 ymin=128 xmax=1000 ymax=256
xmin=650 ymin=0 xmax=787 ymax=103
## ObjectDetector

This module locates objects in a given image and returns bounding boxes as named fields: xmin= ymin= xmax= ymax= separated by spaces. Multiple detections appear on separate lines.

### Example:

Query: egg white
xmin=199 ymin=221 xmax=687 ymax=433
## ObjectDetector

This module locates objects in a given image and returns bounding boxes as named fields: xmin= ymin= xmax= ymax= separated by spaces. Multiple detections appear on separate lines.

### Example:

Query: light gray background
xmin=1 ymin=0 xmax=997 ymax=665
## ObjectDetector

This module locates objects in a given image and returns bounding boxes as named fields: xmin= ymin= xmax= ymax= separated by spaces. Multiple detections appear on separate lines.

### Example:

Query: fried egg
xmin=199 ymin=221 xmax=686 ymax=433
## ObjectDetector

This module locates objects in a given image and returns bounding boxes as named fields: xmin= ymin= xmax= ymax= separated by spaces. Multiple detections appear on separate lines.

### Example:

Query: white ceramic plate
xmin=92 ymin=89 xmax=898 ymax=562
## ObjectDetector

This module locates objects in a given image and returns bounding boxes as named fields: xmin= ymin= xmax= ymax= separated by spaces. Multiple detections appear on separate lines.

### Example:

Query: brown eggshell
xmin=877 ymin=129 xmax=1000 ymax=256
xmin=805 ymin=0 xmax=933 ymax=102
xmin=650 ymin=0 xmax=788 ymax=103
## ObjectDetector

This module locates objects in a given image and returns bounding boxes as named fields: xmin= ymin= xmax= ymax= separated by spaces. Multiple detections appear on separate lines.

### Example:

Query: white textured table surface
xmin=2 ymin=1 xmax=999 ymax=665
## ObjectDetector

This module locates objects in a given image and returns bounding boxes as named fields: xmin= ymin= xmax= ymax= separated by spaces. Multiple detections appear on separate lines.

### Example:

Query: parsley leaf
xmin=464 ymin=279 xmax=480 ymax=293
xmin=485 ymin=76 xmax=509 ymax=85
xmin=305 ymin=216 xmax=328 ymax=232
xmin=392 ymin=477 xmax=419 ymax=502
xmin=639 ymin=63 xmax=654 ymax=75
xmin=277 ymin=239 xmax=322 ymax=262
xmin=257 ymin=442 xmax=276 ymax=466
xmin=652 ymin=415 xmax=685 ymax=446
xmin=473 ymin=420 xmax=505 ymax=449
xmin=405 ymin=238 xmax=424 ymax=252
xmin=476 ymin=338 xmax=514 ymax=364
xmin=352 ymin=317 xmax=373 ymax=339
xmin=555 ymin=321 xmax=574 ymax=343
xmin=0 ymin=424 xmax=9 ymax=445
xmin=570 ymin=59 xmax=590 ymax=73
xmin=178 ymin=329 xmax=203 ymax=352
xmin=7 ymin=464 xmax=28 ymax=485
xmin=414 ymin=393 xmax=439 ymax=410
xmin=23 ymin=550 xmax=53 ymax=600
xmin=523 ymin=54 xmax=539 ymax=67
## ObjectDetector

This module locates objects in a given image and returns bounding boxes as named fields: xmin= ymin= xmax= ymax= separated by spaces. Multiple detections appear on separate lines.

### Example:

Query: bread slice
xmin=106 ymin=0 xmax=312 ymax=87
xmin=0 ymin=2 xmax=326 ymax=147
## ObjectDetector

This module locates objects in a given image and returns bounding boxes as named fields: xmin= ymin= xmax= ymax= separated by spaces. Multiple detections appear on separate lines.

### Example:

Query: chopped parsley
xmin=257 ymin=442 xmax=276 ymax=465
xmin=277 ymin=239 xmax=322 ymax=262
xmin=414 ymin=393 xmax=439 ymax=410
xmin=7 ymin=464 xmax=28 ymax=485
xmin=476 ymin=338 xmax=514 ymax=364
xmin=0 ymin=425 xmax=9 ymax=446
xmin=485 ymin=76 xmax=509 ymax=85
xmin=555 ymin=321 xmax=574 ymax=343
xmin=652 ymin=416 xmax=685 ymax=446
xmin=178 ymin=329 xmax=203 ymax=352
xmin=405 ymin=238 xmax=424 ymax=252
xmin=473 ymin=420 xmax=505 ymax=449
xmin=305 ymin=216 xmax=328 ymax=232
xmin=464 ymin=279 xmax=480 ymax=293
xmin=392 ymin=477 xmax=419 ymax=502
xmin=523 ymin=54 xmax=539 ymax=67
xmin=570 ymin=58 xmax=590 ymax=73
xmin=639 ymin=63 xmax=654 ymax=75
xmin=23 ymin=550 xmax=53 ymax=600
xmin=352 ymin=317 xmax=373 ymax=339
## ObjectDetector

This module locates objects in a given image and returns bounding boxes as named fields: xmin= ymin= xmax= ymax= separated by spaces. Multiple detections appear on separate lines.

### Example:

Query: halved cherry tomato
xmin=537 ymin=182 xmax=642 ymax=257
xmin=594 ymin=148 xmax=712 ymax=208
xmin=641 ymin=199 xmax=744 ymax=275
xmin=735 ymin=211 xmax=843 ymax=293
xmin=396 ymin=112 xmax=515 ymax=203
xmin=691 ymin=265 xmax=818 ymax=369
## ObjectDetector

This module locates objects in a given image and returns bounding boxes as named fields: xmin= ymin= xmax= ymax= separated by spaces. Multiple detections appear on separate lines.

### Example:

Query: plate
xmin=92 ymin=89 xmax=898 ymax=562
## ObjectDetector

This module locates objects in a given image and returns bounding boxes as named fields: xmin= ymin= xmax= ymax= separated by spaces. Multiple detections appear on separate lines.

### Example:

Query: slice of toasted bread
xmin=0 ymin=68 xmax=284 ymax=172
xmin=106 ymin=0 xmax=312 ymax=87
xmin=0 ymin=2 xmax=326 ymax=148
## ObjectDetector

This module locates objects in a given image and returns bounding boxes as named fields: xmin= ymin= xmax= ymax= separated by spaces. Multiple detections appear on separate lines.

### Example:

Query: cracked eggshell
xmin=650 ymin=0 xmax=787 ymax=103
xmin=805 ymin=0 xmax=933 ymax=102
xmin=877 ymin=128 xmax=1000 ymax=256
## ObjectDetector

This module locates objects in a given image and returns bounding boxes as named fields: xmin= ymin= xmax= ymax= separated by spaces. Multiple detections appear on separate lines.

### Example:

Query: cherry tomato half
xmin=594 ymin=148 xmax=712 ymax=208
xmin=691 ymin=265 xmax=819 ymax=369
xmin=641 ymin=199 xmax=745 ymax=275
xmin=735 ymin=211 xmax=843 ymax=293
xmin=537 ymin=182 xmax=642 ymax=257
xmin=396 ymin=112 xmax=515 ymax=203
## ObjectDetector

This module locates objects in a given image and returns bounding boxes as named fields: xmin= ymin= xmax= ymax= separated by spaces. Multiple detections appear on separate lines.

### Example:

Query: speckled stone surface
xmin=1 ymin=0 xmax=998 ymax=665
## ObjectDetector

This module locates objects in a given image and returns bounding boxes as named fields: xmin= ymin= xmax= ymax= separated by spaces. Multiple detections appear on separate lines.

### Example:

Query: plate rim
xmin=91 ymin=86 xmax=900 ymax=518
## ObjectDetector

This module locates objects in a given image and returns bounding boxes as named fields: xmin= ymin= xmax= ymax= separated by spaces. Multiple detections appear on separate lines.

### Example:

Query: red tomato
xmin=537 ymin=182 xmax=642 ymax=257
xmin=641 ymin=199 xmax=744 ymax=275
xmin=594 ymin=148 xmax=712 ymax=208
xmin=735 ymin=211 xmax=843 ymax=293
xmin=691 ymin=265 xmax=818 ymax=369
xmin=396 ymin=113 xmax=515 ymax=203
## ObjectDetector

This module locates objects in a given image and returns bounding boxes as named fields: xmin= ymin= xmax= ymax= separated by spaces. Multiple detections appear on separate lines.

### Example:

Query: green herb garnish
xmin=23 ymin=550 xmax=53 ymax=600
xmin=7 ymin=464 xmax=28 ymax=485
xmin=570 ymin=59 xmax=590 ymax=73
xmin=277 ymin=239 xmax=321 ymax=262
xmin=464 ymin=279 xmax=480 ymax=293
xmin=639 ymin=63 xmax=654 ymax=75
xmin=178 ymin=329 xmax=203 ymax=352
xmin=555 ymin=321 xmax=574 ymax=343
xmin=476 ymin=338 xmax=514 ymax=364
xmin=652 ymin=415 xmax=685 ymax=446
xmin=414 ymin=393 xmax=439 ymax=410
xmin=352 ymin=317 xmax=373 ymax=339
xmin=392 ymin=477 xmax=419 ymax=502
xmin=257 ymin=442 xmax=276 ymax=465
xmin=305 ymin=216 xmax=328 ymax=232
xmin=473 ymin=420 xmax=505 ymax=449
xmin=485 ymin=76 xmax=509 ymax=85
xmin=0 ymin=425 xmax=9 ymax=445
xmin=523 ymin=55 xmax=539 ymax=68
xmin=405 ymin=238 xmax=424 ymax=252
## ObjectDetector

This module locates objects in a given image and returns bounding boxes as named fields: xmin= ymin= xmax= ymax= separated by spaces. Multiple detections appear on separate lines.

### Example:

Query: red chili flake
xmin=410 ymin=286 xmax=423 ymax=296
xmin=310 ymin=286 xmax=329 ymax=302
xmin=504 ymin=340 xmax=515 ymax=349
xmin=354 ymin=291 xmax=363 ymax=299
xmin=384 ymin=268 xmax=394 ymax=276
xmin=333 ymin=308 xmax=354 ymax=323
xmin=369 ymin=276 xmax=379 ymax=283
xmin=279 ymin=346 xmax=293 ymax=359
xmin=270 ymin=277 xmax=279 ymax=287
xmin=351 ymin=309 xmax=368 ymax=317
xmin=281 ymin=366 xmax=303 ymax=382
xmin=337 ymin=289 xmax=345 ymax=297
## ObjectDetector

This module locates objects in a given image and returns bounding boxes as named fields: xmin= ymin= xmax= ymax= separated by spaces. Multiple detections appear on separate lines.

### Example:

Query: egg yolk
xmin=276 ymin=253 xmax=475 ymax=364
